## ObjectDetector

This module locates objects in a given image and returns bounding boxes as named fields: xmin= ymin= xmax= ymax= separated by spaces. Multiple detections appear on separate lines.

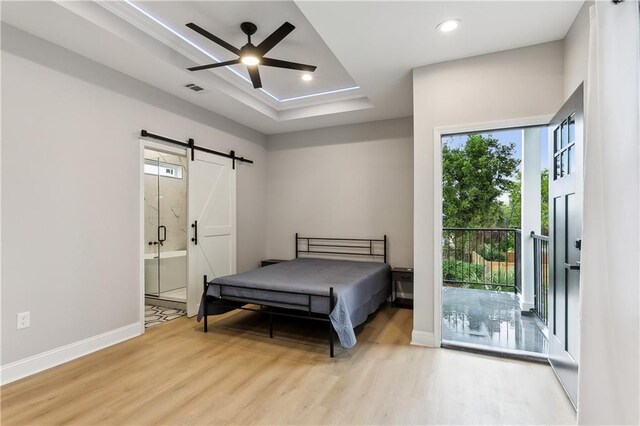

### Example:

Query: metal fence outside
xmin=531 ymin=232 xmax=550 ymax=325
xmin=442 ymin=228 xmax=522 ymax=293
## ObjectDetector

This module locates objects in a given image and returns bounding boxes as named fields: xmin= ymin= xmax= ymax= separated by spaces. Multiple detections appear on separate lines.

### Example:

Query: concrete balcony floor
xmin=442 ymin=287 xmax=548 ymax=356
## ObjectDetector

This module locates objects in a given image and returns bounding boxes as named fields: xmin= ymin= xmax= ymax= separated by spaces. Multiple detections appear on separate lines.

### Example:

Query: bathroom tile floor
xmin=144 ymin=305 xmax=186 ymax=328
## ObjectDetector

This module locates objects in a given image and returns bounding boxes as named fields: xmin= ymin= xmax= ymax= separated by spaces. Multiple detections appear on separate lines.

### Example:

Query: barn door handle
xmin=564 ymin=262 xmax=580 ymax=270
xmin=191 ymin=221 xmax=198 ymax=245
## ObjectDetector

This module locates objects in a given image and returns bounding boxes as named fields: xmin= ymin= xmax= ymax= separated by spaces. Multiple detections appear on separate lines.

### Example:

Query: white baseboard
xmin=0 ymin=322 xmax=141 ymax=386
xmin=411 ymin=330 xmax=436 ymax=347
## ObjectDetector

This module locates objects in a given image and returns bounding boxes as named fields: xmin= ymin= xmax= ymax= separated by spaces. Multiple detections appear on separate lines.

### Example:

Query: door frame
xmin=138 ymin=140 xmax=188 ymax=334
xmin=432 ymin=115 xmax=552 ymax=347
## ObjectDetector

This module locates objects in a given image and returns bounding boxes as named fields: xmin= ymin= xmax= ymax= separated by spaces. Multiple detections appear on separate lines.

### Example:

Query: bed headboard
xmin=295 ymin=233 xmax=387 ymax=264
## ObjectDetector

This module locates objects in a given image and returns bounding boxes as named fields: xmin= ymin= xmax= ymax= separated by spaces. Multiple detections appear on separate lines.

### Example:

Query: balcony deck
xmin=442 ymin=287 xmax=548 ymax=356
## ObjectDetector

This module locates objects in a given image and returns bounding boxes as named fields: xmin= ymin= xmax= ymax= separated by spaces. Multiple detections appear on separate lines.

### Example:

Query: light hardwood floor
xmin=1 ymin=306 xmax=576 ymax=425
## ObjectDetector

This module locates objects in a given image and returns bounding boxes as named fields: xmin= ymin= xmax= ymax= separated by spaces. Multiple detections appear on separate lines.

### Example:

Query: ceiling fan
xmin=186 ymin=21 xmax=317 ymax=89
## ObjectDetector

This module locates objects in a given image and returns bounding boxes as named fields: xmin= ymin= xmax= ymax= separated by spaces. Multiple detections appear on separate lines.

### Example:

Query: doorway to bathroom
xmin=144 ymin=147 xmax=188 ymax=306
xmin=140 ymin=137 xmax=238 ymax=326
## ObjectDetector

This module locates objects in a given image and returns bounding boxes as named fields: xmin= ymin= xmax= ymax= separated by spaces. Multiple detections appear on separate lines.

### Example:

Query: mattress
xmin=196 ymin=258 xmax=391 ymax=348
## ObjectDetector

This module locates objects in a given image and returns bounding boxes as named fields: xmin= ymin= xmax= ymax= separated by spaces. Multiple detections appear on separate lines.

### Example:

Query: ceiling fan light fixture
xmin=437 ymin=19 xmax=460 ymax=33
xmin=302 ymin=74 xmax=313 ymax=81
xmin=186 ymin=21 xmax=317 ymax=89
xmin=241 ymin=55 xmax=260 ymax=66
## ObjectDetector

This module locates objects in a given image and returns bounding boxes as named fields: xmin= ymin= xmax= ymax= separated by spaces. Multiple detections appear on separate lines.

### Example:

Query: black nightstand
xmin=261 ymin=259 xmax=288 ymax=267
xmin=391 ymin=267 xmax=414 ymax=308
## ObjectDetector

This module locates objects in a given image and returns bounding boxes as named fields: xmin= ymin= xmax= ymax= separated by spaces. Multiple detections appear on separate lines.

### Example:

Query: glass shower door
xmin=144 ymin=148 xmax=188 ymax=302
xmin=144 ymin=150 xmax=161 ymax=297
xmin=156 ymin=153 xmax=187 ymax=301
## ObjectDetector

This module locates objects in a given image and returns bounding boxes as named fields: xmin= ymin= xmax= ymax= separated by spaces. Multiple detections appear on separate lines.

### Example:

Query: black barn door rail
xmin=140 ymin=129 xmax=253 ymax=169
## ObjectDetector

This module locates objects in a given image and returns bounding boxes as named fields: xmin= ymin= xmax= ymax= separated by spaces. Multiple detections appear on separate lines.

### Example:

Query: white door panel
xmin=187 ymin=151 xmax=236 ymax=317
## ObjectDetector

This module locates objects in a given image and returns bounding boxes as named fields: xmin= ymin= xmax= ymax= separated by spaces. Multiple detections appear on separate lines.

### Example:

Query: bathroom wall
xmin=143 ymin=150 xmax=187 ymax=254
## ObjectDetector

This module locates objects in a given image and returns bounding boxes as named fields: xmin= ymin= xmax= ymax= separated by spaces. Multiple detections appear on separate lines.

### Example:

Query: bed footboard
xmin=201 ymin=274 xmax=336 ymax=357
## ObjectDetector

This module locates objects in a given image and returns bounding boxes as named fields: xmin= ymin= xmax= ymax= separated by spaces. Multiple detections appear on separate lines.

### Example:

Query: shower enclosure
xmin=144 ymin=149 xmax=187 ymax=302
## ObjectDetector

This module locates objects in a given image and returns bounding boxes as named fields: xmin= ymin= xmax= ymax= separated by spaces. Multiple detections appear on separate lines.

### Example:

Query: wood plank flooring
xmin=1 ymin=305 xmax=576 ymax=425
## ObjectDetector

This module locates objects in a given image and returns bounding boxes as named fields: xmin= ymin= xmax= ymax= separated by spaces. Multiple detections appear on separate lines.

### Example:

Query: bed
xmin=197 ymin=234 xmax=390 ymax=357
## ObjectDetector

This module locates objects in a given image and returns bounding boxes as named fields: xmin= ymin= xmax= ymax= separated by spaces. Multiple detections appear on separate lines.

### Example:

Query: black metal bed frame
xmin=295 ymin=233 xmax=388 ymax=264
xmin=201 ymin=234 xmax=388 ymax=357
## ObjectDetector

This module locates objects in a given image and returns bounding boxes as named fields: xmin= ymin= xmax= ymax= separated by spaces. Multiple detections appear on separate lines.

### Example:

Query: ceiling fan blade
xmin=247 ymin=66 xmax=262 ymax=89
xmin=188 ymin=59 xmax=241 ymax=72
xmin=260 ymin=57 xmax=317 ymax=72
xmin=186 ymin=23 xmax=240 ymax=55
xmin=256 ymin=22 xmax=295 ymax=55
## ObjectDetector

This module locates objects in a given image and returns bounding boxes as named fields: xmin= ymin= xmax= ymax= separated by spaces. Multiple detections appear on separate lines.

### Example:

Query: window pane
xmin=144 ymin=163 xmax=159 ymax=175
xmin=568 ymin=114 xmax=575 ymax=144
xmin=568 ymin=146 xmax=575 ymax=174
xmin=561 ymin=119 xmax=568 ymax=148
xmin=555 ymin=155 xmax=562 ymax=180
xmin=144 ymin=160 xmax=183 ymax=179
xmin=561 ymin=151 xmax=568 ymax=177
xmin=554 ymin=127 xmax=561 ymax=153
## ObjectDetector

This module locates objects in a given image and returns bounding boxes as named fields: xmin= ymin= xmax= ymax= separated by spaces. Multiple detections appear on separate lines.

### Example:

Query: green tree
xmin=504 ymin=169 xmax=549 ymax=235
xmin=505 ymin=172 xmax=521 ymax=229
xmin=540 ymin=169 xmax=549 ymax=235
xmin=442 ymin=134 xmax=520 ymax=228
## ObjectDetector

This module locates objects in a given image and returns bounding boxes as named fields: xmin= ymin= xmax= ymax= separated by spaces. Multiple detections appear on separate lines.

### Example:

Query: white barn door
xmin=187 ymin=151 xmax=236 ymax=317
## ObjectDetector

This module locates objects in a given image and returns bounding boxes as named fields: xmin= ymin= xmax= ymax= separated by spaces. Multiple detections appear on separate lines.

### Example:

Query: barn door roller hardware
xmin=140 ymin=129 xmax=253 ymax=169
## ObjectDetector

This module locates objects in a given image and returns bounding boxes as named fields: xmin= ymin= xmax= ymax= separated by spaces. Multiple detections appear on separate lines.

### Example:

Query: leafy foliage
xmin=540 ymin=169 xmax=549 ymax=235
xmin=443 ymin=259 xmax=485 ymax=283
xmin=505 ymin=173 xmax=521 ymax=229
xmin=505 ymin=169 xmax=550 ymax=235
xmin=442 ymin=134 xmax=520 ymax=228
xmin=440 ymin=133 xmax=550 ymax=293
xmin=477 ymin=243 xmax=507 ymax=262
xmin=442 ymin=259 xmax=516 ymax=291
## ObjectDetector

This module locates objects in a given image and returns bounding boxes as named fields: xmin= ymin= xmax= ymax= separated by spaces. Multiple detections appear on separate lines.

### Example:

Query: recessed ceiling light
xmin=437 ymin=19 xmax=460 ymax=33
xmin=302 ymin=74 xmax=313 ymax=81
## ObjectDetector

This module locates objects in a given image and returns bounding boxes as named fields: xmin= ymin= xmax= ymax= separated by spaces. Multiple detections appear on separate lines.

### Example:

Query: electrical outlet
xmin=17 ymin=311 xmax=30 ymax=330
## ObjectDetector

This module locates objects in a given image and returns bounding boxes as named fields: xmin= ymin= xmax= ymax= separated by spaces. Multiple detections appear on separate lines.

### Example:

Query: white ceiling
xmin=1 ymin=1 xmax=584 ymax=135
xmin=100 ymin=1 xmax=360 ymax=103
xmin=297 ymin=0 xmax=585 ymax=123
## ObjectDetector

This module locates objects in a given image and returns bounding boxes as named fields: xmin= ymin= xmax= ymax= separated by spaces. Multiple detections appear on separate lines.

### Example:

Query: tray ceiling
xmin=1 ymin=1 xmax=584 ymax=134
xmin=101 ymin=1 xmax=361 ymax=104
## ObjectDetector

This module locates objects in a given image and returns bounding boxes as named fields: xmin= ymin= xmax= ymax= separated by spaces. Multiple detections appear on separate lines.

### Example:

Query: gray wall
xmin=1 ymin=25 xmax=267 ymax=365
xmin=265 ymin=117 xmax=413 ymax=268
xmin=563 ymin=2 xmax=591 ymax=99
xmin=412 ymin=41 xmax=565 ymax=338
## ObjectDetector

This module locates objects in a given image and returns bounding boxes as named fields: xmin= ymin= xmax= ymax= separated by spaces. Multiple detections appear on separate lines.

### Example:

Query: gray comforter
xmin=196 ymin=258 xmax=390 ymax=349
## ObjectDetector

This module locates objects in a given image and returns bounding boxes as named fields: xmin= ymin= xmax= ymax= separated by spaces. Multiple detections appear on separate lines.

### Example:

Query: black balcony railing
xmin=442 ymin=228 xmax=521 ymax=292
xmin=531 ymin=232 xmax=549 ymax=325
